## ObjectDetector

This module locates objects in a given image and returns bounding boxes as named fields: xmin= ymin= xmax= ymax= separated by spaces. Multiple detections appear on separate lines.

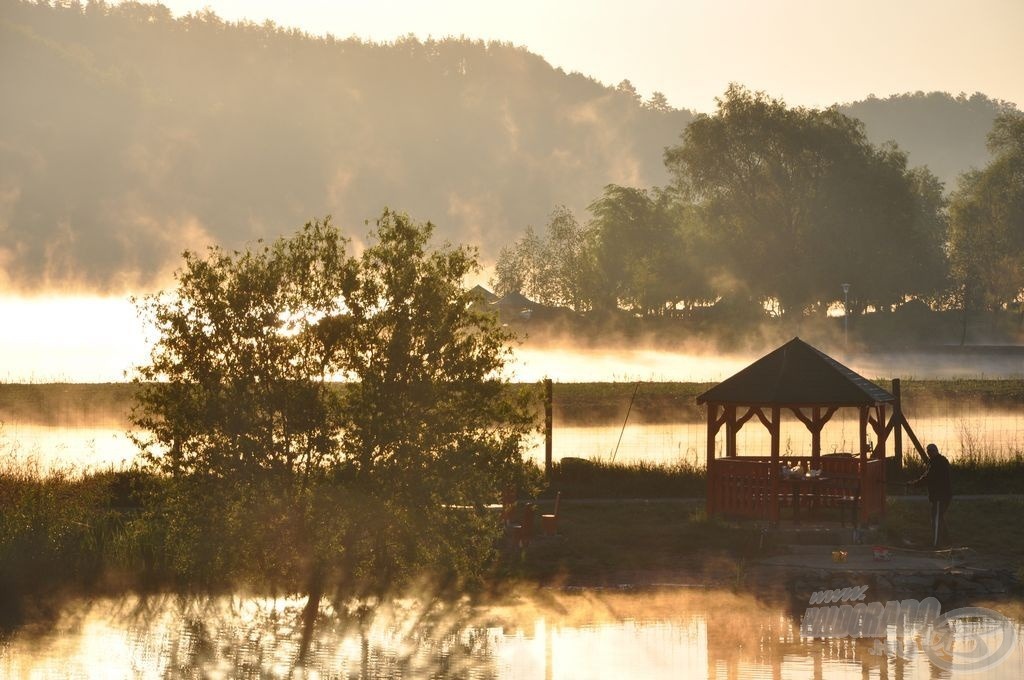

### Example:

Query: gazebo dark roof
xmin=697 ymin=337 xmax=894 ymax=406
xmin=491 ymin=291 xmax=535 ymax=310
xmin=468 ymin=284 xmax=499 ymax=304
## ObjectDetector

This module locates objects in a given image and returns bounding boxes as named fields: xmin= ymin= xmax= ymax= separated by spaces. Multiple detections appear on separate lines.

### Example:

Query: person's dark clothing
xmin=915 ymin=453 xmax=952 ymax=502
xmin=914 ymin=452 xmax=953 ymax=547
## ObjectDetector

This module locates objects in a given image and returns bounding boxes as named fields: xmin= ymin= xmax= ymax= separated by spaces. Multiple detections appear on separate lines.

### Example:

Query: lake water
xmin=0 ymin=345 xmax=1021 ymax=473
xmin=2 ymin=590 xmax=1021 ymax=678
xmin=2 ymin=409 xmax=1021 ymax=474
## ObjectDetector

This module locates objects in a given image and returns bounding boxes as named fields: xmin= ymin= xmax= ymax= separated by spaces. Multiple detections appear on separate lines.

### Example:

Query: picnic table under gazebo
xmin=697 ymin=337 xmax=927 ymax=525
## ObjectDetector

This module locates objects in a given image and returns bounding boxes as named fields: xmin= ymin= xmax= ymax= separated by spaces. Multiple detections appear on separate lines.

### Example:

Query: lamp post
xmin=841 ymin=283 xmax=851 ymax=350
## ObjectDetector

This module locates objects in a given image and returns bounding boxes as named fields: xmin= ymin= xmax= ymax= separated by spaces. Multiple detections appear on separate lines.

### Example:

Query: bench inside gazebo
xmin=697 ymin=337 xmax=927 ymax=525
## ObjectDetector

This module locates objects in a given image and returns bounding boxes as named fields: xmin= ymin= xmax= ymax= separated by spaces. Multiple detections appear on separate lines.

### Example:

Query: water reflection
xmin=2 ymin=590 xmax=1021 ymax=678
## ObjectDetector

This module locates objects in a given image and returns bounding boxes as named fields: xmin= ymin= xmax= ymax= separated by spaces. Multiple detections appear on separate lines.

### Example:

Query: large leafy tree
xmin=132 ymin=210 xmax=532 ymax=603
xmin=664 ymin=85 xmax=947 ymax=318
xmin=492 ymin=206 xmax=596 ymax=312
xmin=948 ymin=112 xmax=1024 ymax=336
xmin=588 ymin=185 xmax=711 ymax=315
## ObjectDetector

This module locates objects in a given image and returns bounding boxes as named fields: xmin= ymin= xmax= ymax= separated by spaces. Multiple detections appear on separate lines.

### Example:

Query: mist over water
xmin=509 ymin=344 xmax=1024 ymax=383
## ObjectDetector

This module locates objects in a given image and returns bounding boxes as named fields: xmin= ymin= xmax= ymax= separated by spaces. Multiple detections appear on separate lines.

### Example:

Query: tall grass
xmin=0 ymin=455 xmax=145 ymax=624
xmin=544 ymin=457 xmax=705 ymax=498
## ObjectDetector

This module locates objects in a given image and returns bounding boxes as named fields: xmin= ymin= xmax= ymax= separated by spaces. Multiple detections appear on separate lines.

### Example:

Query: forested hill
xmin=0 ymin=1 xmax=1017 ymax=293
xmin=842 ymin=92 xmax=1019 ymax=188
xmin=0 ymin=0 xmax=691 ymax=290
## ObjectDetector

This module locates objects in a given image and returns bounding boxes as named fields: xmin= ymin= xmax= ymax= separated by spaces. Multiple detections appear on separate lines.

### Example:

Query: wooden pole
xmin=770 ymin=406 xmax=780 ymax=523
xmin=706 ymin=404 xmax=718 ymax=516
xmin=544 ymin=378 xmax=553 ymax=480
xmin=892 ymin=379 xmax=904 ymax=469
xmin=901 ymin=415 xmax=930 ymax=463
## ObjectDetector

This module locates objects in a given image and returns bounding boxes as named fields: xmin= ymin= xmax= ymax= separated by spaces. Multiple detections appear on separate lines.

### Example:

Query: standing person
xmin=912 ymin=443 xmax=953 ymax=547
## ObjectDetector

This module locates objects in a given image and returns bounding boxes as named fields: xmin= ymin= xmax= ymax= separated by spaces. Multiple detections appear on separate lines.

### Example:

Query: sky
xmin=144 ymin=0 xmax=1024 ymax=112
xmin=3 ymin=0 xmax=1024 ymax=383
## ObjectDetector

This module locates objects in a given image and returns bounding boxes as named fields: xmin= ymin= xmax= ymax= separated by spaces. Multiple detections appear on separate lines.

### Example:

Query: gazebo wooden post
xmin=876 ymin=405 xmax=888 ymax=459
xmin=725 ymin=405 xmax=737 ymax=457
xmin=811 ymin=407 xmax=822 ymax=463
xmin=858 ymin=407 xmax=869 ymax=458
xmin=859 ymin=406 xmax=870 ymax=524
xmin=770 ymin=406 xmax=781 ymax=523
xmin=706 ymin=403 xmax=718 ymax=515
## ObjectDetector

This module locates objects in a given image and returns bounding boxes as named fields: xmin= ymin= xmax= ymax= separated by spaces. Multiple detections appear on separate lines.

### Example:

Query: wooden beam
xmin=754 ymin=407 xmax=772 ymax=430
xmin=736 ymin=407 xmax=758 ymax=429
xmin=811 ymin=406 xmax=821 ymax=459
xmin=790 ymin=407 xmax=814 ymax=429
xmin=900 ymin=413 xmax=929 ymax=463
xmin=820 ymin=406 xmax=839 ymax=426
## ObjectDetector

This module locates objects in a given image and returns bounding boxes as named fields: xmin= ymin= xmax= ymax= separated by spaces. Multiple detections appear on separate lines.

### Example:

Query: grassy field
xmin=881 ymin=496 xmax=1024 ymax=570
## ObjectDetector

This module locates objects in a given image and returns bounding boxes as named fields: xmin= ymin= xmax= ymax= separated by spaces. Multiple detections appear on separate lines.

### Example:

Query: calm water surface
xmin=2 ymin=411 xmax=1021 ymax=474
xmin=2 ymin=590 xmax=1021 ymax=679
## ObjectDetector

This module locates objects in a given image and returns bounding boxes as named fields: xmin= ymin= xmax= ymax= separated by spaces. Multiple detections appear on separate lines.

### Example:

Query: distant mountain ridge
xmin=841 ymin=91 xmax=1018 ymax=190
xmin=0 ymin=1 xmax=1017 ymax=292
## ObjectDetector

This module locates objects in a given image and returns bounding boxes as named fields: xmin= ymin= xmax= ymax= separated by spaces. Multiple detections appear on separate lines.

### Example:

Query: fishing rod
xmin=610 ymin=382 xmax=640 ymax=463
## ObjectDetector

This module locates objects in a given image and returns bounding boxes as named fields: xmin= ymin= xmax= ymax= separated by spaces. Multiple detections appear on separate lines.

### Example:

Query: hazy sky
xmin=144 ymin=0 xmax=1024 ymax=111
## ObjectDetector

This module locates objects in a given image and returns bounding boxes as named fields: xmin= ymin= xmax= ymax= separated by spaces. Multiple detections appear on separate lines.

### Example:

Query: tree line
xmin=494 ymin=86 xmax=1024 ymax=336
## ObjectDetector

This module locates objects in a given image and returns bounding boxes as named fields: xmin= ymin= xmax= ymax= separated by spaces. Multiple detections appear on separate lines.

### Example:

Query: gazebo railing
xmin=708 ymin=455 xmax=886 ymax=524
xmin=708 ymin=458 xmax=772 ymax=520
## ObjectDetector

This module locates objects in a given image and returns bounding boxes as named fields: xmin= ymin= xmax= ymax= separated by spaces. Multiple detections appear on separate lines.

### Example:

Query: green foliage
xmin=0 ymin=463 xmax=136 ymax=619
xmin=947 ymin=112 xmax=1024 ymax=334
xmin=130 ymin=210 xmax=534 ymax=595
xmin=588 ymin=184 xmax=711 ymax=315
xmin=132 ymin=219 xmax=355 ymax=479
xmin=664 ymin=85 xmax=948 ymax=318
xmin=492 ymin=206 xmax=596 ymax=312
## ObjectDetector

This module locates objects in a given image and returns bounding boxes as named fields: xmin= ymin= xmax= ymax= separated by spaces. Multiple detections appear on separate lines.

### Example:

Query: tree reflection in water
xmin=1 ymin=589 xmax=1020 ymax=678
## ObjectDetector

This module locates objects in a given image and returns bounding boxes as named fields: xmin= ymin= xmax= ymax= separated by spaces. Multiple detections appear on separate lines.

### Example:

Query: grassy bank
xmin=539 ymin=455 xmax=1024 ymax=499
xmin=881 ymin=496 xmax=1024 ymax=569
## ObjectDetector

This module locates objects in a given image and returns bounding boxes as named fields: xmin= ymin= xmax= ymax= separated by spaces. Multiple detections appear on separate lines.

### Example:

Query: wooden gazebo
xmin=698 ymin=337 xmax=925 ymax=524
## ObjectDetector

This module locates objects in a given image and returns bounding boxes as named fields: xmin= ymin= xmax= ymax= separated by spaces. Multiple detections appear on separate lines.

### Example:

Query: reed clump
xmin=545 ymin=457 xmax=705 ymax=498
